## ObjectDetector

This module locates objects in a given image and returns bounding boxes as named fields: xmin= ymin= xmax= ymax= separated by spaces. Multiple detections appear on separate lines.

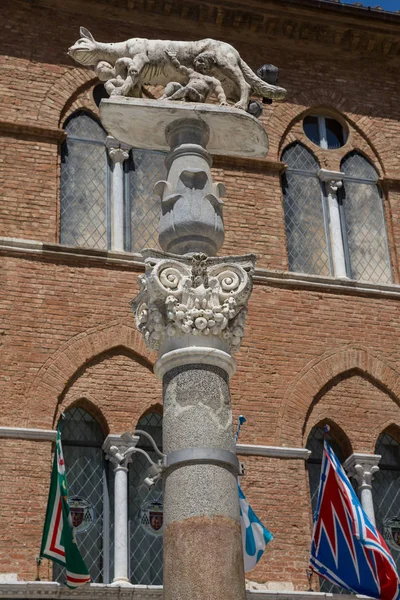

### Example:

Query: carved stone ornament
xmin=325 ymin=179 xmax=343 ymax=195
xmin=343 ymin=453 xmax=381 ymax=490
xmin=68 ymin=27 xmax=286 ymax=111
xmin=131 ymin=250 xmax=256 ymax=354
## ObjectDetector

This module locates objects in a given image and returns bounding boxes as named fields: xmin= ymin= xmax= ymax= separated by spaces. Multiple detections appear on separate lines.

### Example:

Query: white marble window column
xmin=343 ymin=453 xmax=381 ymax=526
xmin=106 ymin=137 xmax=130 ymax=252
xmin=318 ymin=169 xmax=348 ymax=279
xmin=103 ymin=434 xmax=139 ymax=587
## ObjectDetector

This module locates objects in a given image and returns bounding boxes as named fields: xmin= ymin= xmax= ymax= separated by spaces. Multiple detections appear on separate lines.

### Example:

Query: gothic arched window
xmin=373 ymin=430 xmax=400 ymax=570
xmin=60 ymin=111 xmax=109 ymax=249
xmin=281 ymin=143 xmax=331 ymax=276
xmin=128 ymin=412 xmax=163 ymax=585
xmin=60 ymin=110 xmax=166 ymax=252
xmin=281 ymin=124 xmax=392 ymax=284
xmin=54 ymin=406 xmax=111 ymax=583
xmin=340 ymin=151 xmax=391 ymax=283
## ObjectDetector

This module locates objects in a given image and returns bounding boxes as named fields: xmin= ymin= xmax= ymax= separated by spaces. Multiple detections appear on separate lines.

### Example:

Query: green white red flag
xmin=39 ymin=423 xmax=91 ymax=588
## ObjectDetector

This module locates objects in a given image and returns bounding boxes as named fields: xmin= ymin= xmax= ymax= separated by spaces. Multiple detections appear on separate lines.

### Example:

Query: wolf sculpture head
xmin=68 ymin=27 xmax=99 ymax=66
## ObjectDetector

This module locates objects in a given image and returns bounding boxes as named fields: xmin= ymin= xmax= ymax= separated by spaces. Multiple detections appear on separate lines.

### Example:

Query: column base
xmin=154 ymin=346 xmax=236 ymax=380
xmin=110 ymin=578 xmax=134 ymax=587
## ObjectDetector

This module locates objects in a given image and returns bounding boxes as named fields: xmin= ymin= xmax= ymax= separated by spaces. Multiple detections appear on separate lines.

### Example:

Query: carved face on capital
xmin=68 ymin=27 xmax=99 ymax=66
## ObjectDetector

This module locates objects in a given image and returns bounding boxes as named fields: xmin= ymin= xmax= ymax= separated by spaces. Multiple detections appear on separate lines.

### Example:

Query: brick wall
xmin=1 ymin=0 xmax=400 ymax=589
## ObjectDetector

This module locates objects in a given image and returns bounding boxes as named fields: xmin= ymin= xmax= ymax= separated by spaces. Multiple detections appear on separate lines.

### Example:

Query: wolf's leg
xmin=218 ymin=62 xmax=251 ymax=110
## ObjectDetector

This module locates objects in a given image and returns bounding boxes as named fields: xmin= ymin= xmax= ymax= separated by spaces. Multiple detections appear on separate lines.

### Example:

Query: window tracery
xmin=280 ymin=116 xmax=391 ymax=283
xmin=60 ymin=110 xmax=166 ymax=253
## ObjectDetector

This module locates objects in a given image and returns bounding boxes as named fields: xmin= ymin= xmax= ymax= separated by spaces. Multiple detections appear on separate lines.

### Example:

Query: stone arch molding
xmin=25 ymin=320 xmax=156 ymax=428
xmin=267 ymin=86 xmax=385 ymax=173
xmin=372 ymin=420 xmax=400 ymax=447
xmin=55 ymin=392 xmax=109 ymax=435
xmin=38 ymin=67 xmax=98 ymax=127
xmin=278 ymin=346 xmax=400 ymax=447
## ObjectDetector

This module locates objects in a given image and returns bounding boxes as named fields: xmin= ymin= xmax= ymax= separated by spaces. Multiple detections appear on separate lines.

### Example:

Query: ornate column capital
xmin=102 ymin=433 xmax=139 ymax=468
xmin=343 ymin=453 xmax=381 ymax=490
xmin=105 ymin=136 xmax=130 ymax=163
xmin=317 ymin=169 xmax=344 ymax=194
xmin=131 ymin=250 xmax=256 ymax=358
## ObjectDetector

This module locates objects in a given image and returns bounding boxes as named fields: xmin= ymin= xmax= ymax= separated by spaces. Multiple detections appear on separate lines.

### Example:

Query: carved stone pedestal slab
xmin=100 ymin=98 xmax=269 ymax=157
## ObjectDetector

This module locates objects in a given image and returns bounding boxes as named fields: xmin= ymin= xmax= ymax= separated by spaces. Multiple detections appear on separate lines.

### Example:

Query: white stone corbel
xmin=343 ymin=453 xmax=381 ymax=525
xmin=105 ymin=136 xmax=131 ymax=252
xmin=103 ymin=434 xmax=139 ymax=587
xmin=318 ymin=169 xmax=348 ymax=280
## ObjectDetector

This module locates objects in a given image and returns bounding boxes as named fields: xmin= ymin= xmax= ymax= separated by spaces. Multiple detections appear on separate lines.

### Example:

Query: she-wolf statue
xmin=68 ymin=28 xmax=287 ymax=110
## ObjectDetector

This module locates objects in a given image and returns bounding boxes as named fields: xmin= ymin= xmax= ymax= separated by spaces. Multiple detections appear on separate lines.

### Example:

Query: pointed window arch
xmin=128 ymin=411 xmax=163 ymax=584
xmin=373 ymin=429 xmax=400 ymax=568
xmin=281 ymin=120 xmax=392 ymax=284
xmin=281 ymin=142 xmax=331 ymax=276
xmin=54 ymin=406 xmax=111 ymax=584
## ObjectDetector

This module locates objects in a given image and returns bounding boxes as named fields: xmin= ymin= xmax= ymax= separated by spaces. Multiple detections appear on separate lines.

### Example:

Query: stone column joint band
xmin=154 ymin=347 xmax=236 ymax=380
xmin=164 ymin=447 xmax=242 ymax=476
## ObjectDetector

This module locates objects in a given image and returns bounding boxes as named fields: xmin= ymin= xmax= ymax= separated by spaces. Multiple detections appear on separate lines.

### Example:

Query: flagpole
xmin=35 ymin=557 xmax=41 ymax=582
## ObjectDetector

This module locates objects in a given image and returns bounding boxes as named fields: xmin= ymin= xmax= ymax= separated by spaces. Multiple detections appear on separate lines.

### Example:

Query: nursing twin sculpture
xmin=68 ymin=27 xmax=286 ymax=110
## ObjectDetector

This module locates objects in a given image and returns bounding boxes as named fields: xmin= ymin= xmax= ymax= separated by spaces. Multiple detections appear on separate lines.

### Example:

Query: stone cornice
xmin=2 ymin=237 xmax=400 ymax=300
xmin=237 ymin=444 xmax=311 ymax=460
xmin=25 ymin=0 xmax=400 ymax=61
xmin=213 ymin=156 xmax=285 ymax=174
xmin=0 ymin=425 xmax=309 ymax=460
xmin=0 ymin=427 xmax=56 ymax=441
xmin=0 ymin=581 xmax=373 ymax=599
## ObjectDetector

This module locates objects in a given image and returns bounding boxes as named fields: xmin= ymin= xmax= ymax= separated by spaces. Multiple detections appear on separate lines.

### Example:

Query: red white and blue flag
xmin=310 ymin=438 xmax=400 ymax=600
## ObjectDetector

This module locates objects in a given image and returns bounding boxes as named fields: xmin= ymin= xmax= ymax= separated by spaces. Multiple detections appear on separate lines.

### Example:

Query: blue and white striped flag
xmin=238 ymin=482 xmax=273 ymax=572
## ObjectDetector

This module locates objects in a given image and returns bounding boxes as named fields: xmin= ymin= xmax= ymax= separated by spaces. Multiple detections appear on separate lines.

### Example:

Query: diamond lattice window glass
xmin=126 ymin=150 xmax=166 ymax=252
xmin=306 ymin=426 xmax=348 ymax=594
xmin=60 ymin=111 xmax=109 ymax=250
xmin=340 ymin=151 xmax=392 ymax=284
xmin=61 ymin=110 xmax=166 ymax=253
xmin=281 ymin=143 xmax=331 ymax=276
xmin=53 ymin=407 xmax=112 ymax=584
xmin=128 ymin=412 xmax=163 ymax=585
xmin=373 ymin=431 xmax=400 ymax=572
